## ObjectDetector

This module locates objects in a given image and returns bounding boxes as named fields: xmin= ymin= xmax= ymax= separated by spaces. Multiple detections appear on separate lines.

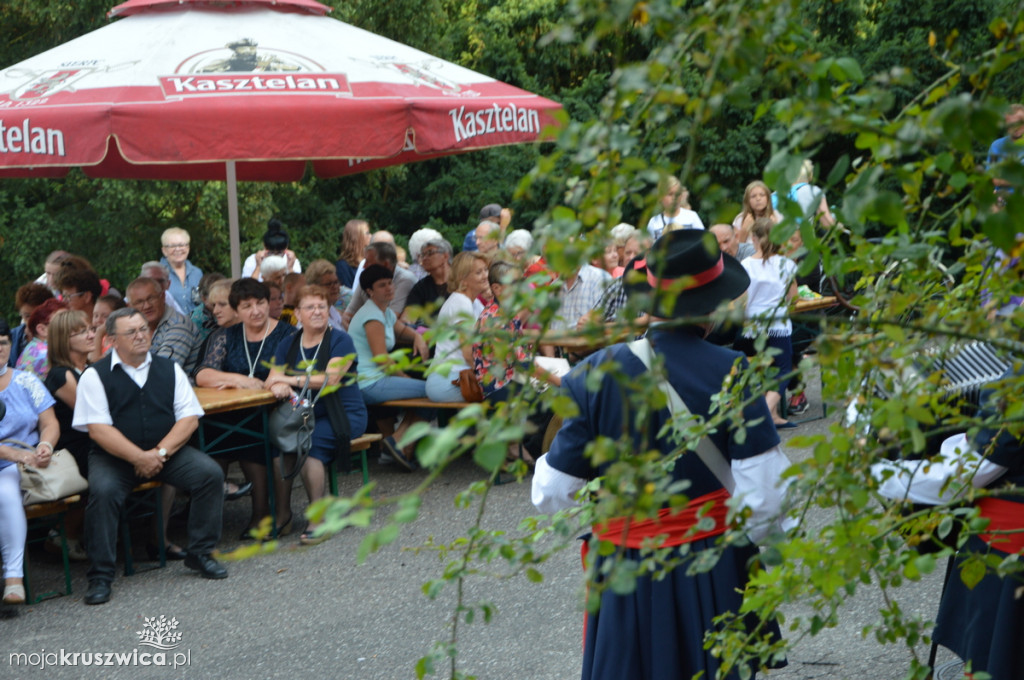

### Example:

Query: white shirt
xmin=741 ymin=254 xmax=797 ymax=337
xmin=72 ymin=350 xmax=204 ymax=431
xmin=432 ymin=292 xmax=483 ymax=367
xmin=646 ymin=208 xmax=705 ymax=240
xmin=241 ymin=253 xmax=303 ymax=280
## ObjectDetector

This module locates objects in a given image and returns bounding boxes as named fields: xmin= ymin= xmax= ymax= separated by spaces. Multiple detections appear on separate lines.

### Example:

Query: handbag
xmin=453 ymin=368 xmax=484 ymax=403
xmin=268 ymin=372 xmax=317 ymax=479
xmin=4 ymin=440 xmax=88 ymax=505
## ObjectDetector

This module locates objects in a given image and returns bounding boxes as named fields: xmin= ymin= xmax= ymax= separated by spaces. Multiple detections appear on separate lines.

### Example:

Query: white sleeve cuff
xmin=731 ymin=446 xmax=796 ymax=544
xmin=531 ymin=454 xmax=587 ymax=514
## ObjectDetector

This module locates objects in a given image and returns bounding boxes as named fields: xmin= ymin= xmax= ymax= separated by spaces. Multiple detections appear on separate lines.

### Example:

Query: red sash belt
xmin=977 ymin=497 xmax=1024 ymax=554
xmin=578 ymin=488 xmax=731 ymax=648
xmin=591 ymin=487 xmax=731 ymax=553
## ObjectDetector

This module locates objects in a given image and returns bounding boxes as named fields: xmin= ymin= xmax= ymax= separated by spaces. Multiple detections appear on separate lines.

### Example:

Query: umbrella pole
xmin=226 ymin=161 xmax=241 ymax=278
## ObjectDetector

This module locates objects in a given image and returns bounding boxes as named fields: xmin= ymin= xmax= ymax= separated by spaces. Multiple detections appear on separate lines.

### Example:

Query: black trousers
xmin=85 ymin=445 xmax=224 ymax=582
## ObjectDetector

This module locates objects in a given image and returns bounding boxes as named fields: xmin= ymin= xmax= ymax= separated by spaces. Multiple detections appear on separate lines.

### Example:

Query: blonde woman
xmin=426 ymin=252 xmax=490 ymax=402
xmin=159 ymin=227 xmax=203 ymax=314
xmin=646 ymin=175 xmax=705 ymax=240
xmin=732 ymin=180 xmax=783 ymax=244
xmin=335 ymin=219 xmax=370 ymax=289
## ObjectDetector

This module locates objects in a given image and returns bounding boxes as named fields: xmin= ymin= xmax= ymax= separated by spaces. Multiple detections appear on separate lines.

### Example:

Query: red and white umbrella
xmin=0 ymin=0 xmax=561 ymax=273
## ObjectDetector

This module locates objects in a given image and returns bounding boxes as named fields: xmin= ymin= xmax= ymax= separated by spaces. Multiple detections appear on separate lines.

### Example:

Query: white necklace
xmin=299 ymin=331 xmax=327 ymax=374
xmin=242 ymin=320 xmax=271 ymax=379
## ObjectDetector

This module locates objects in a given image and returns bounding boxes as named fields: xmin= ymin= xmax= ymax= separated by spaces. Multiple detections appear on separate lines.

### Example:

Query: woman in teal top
xmin=348 ymin=265 xmax=430 ymax=469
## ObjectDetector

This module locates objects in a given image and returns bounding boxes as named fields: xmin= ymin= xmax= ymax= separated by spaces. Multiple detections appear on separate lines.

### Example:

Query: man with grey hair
xmin=401 ymin=238 xmax=453 ymax=329
xmin=140 ymin=261 xmax=185 ymax=315
xmin=125 ymin=276 xmax=200 ymax=375
xmin=341 ymin=241 xmax=417 ymax=330
xmin=74 ymin=307 xmax=226 ymax=605
xmin=462 ymin=203 xmax=502 ymax=251
xmin=350 ymin=230 xmax=396 ymax=297
xmin=475 ymin=220 xmax=501 ymax=255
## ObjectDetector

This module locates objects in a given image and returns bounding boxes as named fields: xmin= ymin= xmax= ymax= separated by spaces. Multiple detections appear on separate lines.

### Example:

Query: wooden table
xmin=194 ymin=387 xmax=282 ymax=535
xmin=195 ymin=386 xmax=277 ymax=414
xmin=793 ymin=295 xmax=838 ymax=313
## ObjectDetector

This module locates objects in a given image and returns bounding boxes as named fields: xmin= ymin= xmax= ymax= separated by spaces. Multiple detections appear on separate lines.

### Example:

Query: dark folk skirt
xmin=582 ymin=537 xmax=785 ymax=680
xmin=933 ymin=535 xmax=1024 ymax=679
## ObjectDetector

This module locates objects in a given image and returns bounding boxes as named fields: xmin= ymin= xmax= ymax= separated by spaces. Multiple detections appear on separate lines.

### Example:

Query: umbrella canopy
xmin=0 ymin=0 xmax=561 ymax=272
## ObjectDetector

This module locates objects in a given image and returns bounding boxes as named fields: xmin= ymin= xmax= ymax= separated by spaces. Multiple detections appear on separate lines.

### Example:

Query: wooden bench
xmin=327 ymin=433 xmax=384 ymax=495
xmin=23 ymin=494 xmax=83 ymax=603
xmin=378 ymin=398 xmax=473 ymax=410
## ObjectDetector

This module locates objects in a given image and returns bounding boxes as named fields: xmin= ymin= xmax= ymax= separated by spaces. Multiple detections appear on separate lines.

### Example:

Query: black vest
xmin=92 ymin=353 xmax=177 ymax=450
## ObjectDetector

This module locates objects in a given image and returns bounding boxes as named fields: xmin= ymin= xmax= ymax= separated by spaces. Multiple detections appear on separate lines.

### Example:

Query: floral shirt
xmin=472 ymin=302 xmax=530 ymax=390
xmin=15 ymin=337 xmax=50 ymax=379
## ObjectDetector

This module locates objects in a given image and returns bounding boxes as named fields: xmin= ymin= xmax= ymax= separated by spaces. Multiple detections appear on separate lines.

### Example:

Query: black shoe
xmin=146 ymin=543 xmax=187 ymax=561
xmin=184 ymin=553 xmax=228 ymax=580
xmin=382 ymin=436 xmax=415 ymax=472
xmin=84 ymin=580 xmax=111 ymax=605
xmin=224 ymin=481 xmax=253 ymax=501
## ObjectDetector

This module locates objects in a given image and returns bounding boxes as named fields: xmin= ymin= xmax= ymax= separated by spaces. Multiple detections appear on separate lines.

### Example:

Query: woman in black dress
xmin=195 ymin=278 xmax=296 ymax=538
xmin=44 ymin=309 xmax=97 ymax=560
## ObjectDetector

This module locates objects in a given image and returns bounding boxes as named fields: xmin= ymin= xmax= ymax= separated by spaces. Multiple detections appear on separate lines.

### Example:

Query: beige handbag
xmin=5 ymin=440 xmax=89 ymax=505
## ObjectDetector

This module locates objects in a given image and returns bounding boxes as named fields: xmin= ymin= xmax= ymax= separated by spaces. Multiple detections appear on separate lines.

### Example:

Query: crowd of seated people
xmin=1 ymin=172 xmax=837 ymax=604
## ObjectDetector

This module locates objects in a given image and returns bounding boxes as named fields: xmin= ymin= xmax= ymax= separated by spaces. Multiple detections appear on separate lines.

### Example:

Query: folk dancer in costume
xmin=533 ymin=229 xmax=794 ymax=680
xmin=872 ymin=365 xmax=1024 ymax=679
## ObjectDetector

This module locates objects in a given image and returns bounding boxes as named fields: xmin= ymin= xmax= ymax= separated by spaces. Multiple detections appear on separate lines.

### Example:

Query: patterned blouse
xmin=15 ymin=337 xmax=50 ymax=379
xmin=472 ymin=302 xmax=530 ymax=390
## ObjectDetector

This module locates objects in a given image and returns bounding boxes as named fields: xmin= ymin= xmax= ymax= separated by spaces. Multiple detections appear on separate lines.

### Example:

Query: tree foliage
xmin=4 ymin=2 xmax=1024 ymax=675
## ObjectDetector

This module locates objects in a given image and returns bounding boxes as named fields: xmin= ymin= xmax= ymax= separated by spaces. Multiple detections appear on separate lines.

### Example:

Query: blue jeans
xmin=360 ymin=375 xmax=428 ymax=405
xmin=426 ymin=365 xmax=466 ymax=403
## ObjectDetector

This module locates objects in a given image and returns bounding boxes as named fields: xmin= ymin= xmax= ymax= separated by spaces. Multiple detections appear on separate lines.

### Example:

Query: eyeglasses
xmin=70 ymin=327 xmax=96 ymax=337
xmin=299 ymin=304 xmax=328 ymax=313
xmin=115 ymin=326 xmax=150 ymax=338
xmin=162 ymin=243 xmax=190 ymax=250
xmin=130 ymin=294 xmax=162 ymax=308
xmin=420 ymin=250 xmax=441 ymax=258
xmin=319 ymin=278 xmax=341 ymax=287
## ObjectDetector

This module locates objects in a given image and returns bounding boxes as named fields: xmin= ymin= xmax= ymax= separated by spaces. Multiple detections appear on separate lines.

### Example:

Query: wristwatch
xmin=157 ymin=447 xmax=168 ymax=460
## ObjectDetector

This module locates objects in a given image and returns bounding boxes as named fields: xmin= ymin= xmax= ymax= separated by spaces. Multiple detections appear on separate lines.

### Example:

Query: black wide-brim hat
xmin=624 ymin=229 xmax=750 ymax=318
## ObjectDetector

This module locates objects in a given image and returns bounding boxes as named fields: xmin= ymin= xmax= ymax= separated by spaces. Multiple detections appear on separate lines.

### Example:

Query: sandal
xmin=3 ymin=584 xmax=26 ymax=605
xmin=299 ymin=526 xmax=330 ymax=546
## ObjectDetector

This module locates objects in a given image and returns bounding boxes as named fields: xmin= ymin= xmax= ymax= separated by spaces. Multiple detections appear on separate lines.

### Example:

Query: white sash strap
xmin=626 ymin=339 xmax=735 ymax=494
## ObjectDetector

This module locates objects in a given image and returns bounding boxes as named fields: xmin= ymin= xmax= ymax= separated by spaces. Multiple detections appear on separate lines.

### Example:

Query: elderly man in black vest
xmin=72 ymin=308 xmax=227 ymax=605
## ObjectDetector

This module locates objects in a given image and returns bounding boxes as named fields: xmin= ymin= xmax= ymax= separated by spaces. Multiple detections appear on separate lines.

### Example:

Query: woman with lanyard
xmin=533 ymin=229 xmax=792 ymax=680
xmin=195 ymin=278 xmax=296 ymax=539
xmin=266 ymin=285 xmax=367 ymax=545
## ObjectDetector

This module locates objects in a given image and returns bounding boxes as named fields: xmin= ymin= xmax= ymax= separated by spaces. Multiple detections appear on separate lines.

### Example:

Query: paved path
xmin=1 ymin=367 xmax=959 ymax=679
